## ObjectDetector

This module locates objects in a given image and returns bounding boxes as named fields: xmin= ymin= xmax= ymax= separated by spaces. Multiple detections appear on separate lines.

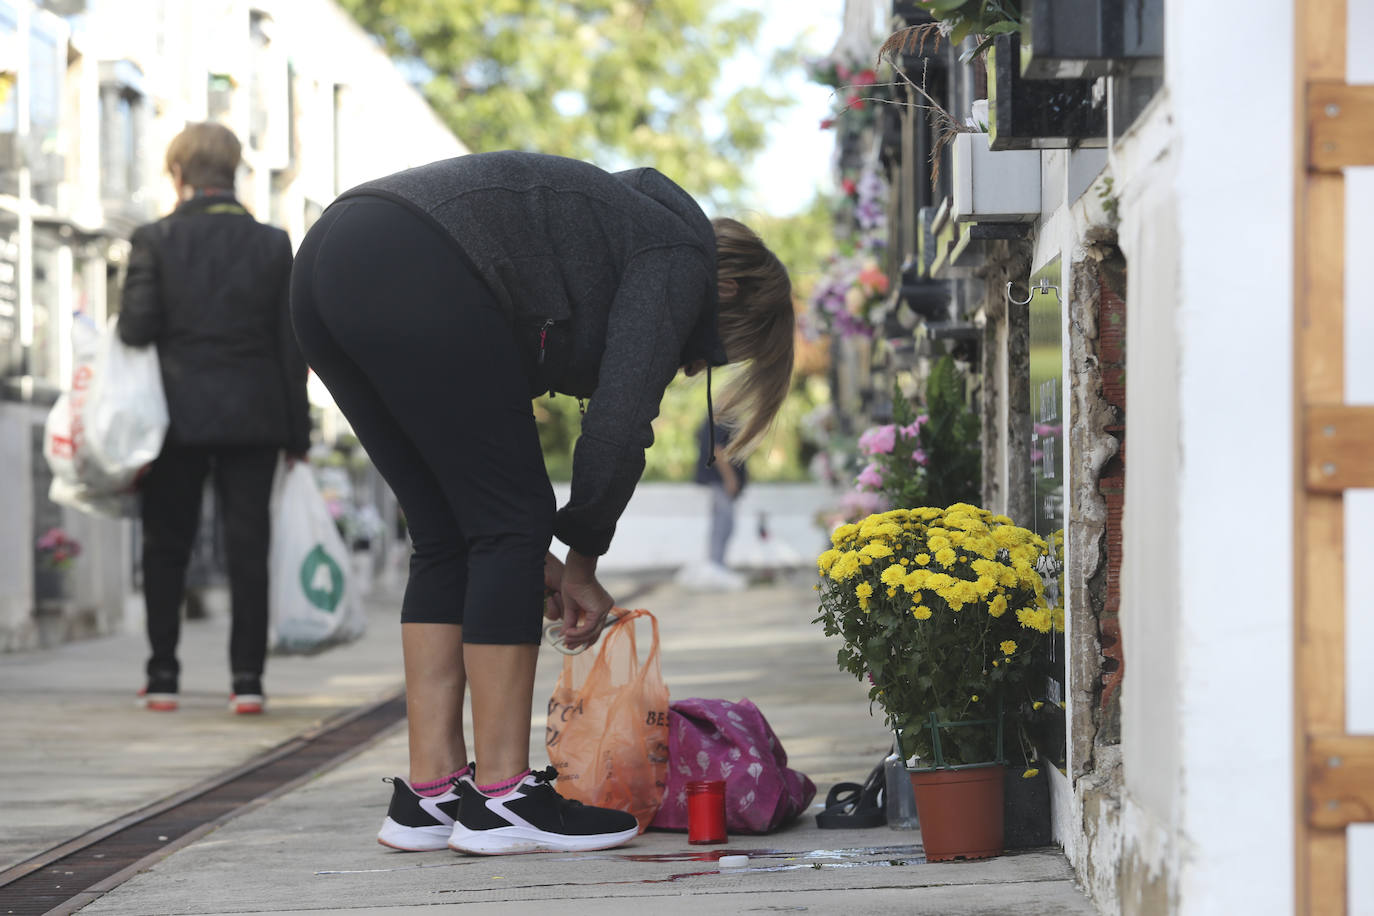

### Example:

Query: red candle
xmin=686 ymin=780 xmax=727 ymax=844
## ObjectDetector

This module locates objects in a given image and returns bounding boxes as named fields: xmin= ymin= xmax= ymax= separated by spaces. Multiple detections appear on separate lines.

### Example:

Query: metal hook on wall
xmin=1005 ymin=276 xmax=1060 ymax=306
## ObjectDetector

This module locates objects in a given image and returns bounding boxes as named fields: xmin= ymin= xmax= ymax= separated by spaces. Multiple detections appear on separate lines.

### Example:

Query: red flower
xmin=841 ymin=177 xmax=857 ymax=196
xmin=847 ymin=95 xmax=865 ymax=110
xmin=820 ymin=117 xmax=836 ymax=130
xmin=854 ymin=69 xmax=878 ymax=87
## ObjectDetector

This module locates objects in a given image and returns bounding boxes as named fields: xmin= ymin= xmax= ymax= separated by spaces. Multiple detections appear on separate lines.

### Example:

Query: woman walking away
xmin=290 ymin=151 xmax=793 ymax=856
xmin=119 ymin=122 xmax=309 ymax=715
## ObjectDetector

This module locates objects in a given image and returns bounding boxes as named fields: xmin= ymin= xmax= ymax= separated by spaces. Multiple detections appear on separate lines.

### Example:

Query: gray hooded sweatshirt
xmin=340 ymin=151 xmax=726 ymax=557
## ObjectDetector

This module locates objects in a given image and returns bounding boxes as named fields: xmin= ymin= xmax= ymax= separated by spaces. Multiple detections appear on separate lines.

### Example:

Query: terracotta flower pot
xmin=910 ymin=763 xmax=1006 ymax=862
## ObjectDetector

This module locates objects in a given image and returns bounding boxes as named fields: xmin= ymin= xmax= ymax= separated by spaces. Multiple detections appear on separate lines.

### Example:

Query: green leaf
xmin=922 ymin=0 xmax=973 ymax=11
xmin=950 ymin=18 xmax=975 ymax=45
xmin=983 ymin=20 xmax=1021 ymax=34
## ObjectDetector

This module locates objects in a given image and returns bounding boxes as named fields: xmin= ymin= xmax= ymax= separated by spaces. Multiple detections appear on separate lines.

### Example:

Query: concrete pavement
xmin=1 ymin=571 xmax=1094 ymax=914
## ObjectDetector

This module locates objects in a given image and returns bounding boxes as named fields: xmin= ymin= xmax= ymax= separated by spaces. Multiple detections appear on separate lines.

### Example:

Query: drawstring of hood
xmin=705 ymin=365 xmax=717 ymax=467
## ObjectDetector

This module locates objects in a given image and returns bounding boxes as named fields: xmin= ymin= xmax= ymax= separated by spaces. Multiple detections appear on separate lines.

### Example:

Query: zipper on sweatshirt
xmin=537 ymin=319 xmax=553 ymax=366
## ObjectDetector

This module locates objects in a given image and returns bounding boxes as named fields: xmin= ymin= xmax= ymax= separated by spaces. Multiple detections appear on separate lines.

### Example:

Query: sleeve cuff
xmin=553 ymin=510 xmax=615 ymax=557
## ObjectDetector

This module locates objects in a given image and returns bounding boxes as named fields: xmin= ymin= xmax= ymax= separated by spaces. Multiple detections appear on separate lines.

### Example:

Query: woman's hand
xmin=558 ymin=548 xmax=615 ymax=651
xmin=543 ymin=551 xmax=566 ymax=621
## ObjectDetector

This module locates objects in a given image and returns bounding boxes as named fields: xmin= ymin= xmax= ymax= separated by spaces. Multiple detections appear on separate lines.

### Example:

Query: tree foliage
xmin=338 ymin=0 xmax=800 ymax=207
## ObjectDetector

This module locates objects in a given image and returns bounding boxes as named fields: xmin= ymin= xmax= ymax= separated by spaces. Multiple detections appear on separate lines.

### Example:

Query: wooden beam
xmin=1308 ymin=735 xmax=1374 ymax=828
xmin=1309 ymin=83 xmax=1374 ymax=170
xmin=1305 ymin=405 xmax=1374 ymax=491
xmin=1294 ymin=1 xmax=1348 ymax=913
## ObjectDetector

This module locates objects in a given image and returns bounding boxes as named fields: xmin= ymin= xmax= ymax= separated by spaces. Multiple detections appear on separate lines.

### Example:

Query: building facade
xmin=820 ymin=0 xmax=1372 ymax=911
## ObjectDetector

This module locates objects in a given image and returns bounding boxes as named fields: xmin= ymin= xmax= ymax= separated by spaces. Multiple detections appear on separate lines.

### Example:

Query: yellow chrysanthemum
xmin=912 ymin=605 xmax=932 ymax=620
xmin=855 ymin=582 xmax=873 ymax=599
xmin=1033 ymin=701 xmax=1044 ymax=710
xmin=817 ymin=548 xmax=840 ymax=574
xmin=934 ymin=547 xmax=957 ymax=568
xmin=971 ymin=694 xmax=980 ymax=702
xmin=880 ymin=564 xmax=906 ymax=587
xmin=989 ymin=594 xmax=1009 ymax=618
xmin=1015 ymin=606 xmax=1053 ymax=633
xmin=860 ymin=541 xmax=894 ymax=559
xmin=1000 ymin=639 xmax=1017 ymax=656
xmin=901 ymin=570 xmax=929 ymax=594
xmin=828 ymin=551 xmax=862 ymax=582
xmin=1022 ymin=768 xmax=1040 ymax=779
xmin=915 ymin=553 xmax=931 ymax=566
xmin=831 ymin=523 xmax=858 ymax=547
xmin=927 ymin=535 xmax=952 ymax=553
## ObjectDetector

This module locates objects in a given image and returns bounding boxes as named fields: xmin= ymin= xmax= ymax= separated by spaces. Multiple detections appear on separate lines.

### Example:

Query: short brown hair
xmin=165 ymin=122 xmax=241 ymax=189
xmin=712 ymin=218 xmax=795 ymax=461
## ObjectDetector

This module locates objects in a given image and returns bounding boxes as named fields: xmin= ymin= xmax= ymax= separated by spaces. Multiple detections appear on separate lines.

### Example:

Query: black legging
xmin=290 ymin=195 xmax=551 ymax=644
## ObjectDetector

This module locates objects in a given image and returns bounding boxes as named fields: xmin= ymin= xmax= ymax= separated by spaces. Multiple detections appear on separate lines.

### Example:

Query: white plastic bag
xmin=44 ymin=316 xmax=167 ymax=518
xmin=269 ymin=461 xmax=367 ymax=654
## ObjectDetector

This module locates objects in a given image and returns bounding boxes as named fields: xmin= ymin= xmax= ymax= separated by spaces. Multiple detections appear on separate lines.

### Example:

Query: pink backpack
xmin=649 ymin=697 xmax=816 ymax=834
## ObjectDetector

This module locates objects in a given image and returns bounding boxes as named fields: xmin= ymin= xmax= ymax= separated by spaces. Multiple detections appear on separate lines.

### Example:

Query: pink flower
xmin=857 ymin=263 xmax=889 ymax=294
xmin=856 ymin=463 xmax=885 ymax=490
xmin=898 ymin=414 xmax=930 ymax=439
xmin=912 ymin=449 xmax=928 ymax=466
xmin=854 ymin=68 xmax=878 ymax=87
xmin=858 ymin=425 xmax=897 ymax=456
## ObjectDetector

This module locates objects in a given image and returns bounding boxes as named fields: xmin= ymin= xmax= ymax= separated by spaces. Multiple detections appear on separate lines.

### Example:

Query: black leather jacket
xmin=117 ymin=194 xmax=309 ymax=454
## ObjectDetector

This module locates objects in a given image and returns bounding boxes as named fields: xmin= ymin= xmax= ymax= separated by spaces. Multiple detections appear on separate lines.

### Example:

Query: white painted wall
xmin=1169 ymin=0 xmax=1295 ymax=912
xmin=1114 ymin=97 xmax=1186 ymax=901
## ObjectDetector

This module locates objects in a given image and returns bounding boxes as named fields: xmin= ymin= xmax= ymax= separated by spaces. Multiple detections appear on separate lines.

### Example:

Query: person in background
xmin=687 ymin=417 xmax=749 ymax=591
xmin=289 ymin=151 xmax=793 ymax=856
xmin=118 ymin=122 xmax=309 ymax=715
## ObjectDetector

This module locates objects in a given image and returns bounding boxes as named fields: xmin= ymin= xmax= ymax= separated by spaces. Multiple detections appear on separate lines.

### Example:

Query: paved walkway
xmin=0 ymin=573 xmax=1094 ymax=915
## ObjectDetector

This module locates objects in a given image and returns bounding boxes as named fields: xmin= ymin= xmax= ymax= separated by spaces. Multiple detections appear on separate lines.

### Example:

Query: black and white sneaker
xmin=377 ymin=776 xmax=463 ymax=851
xmin=448 ymin=767 xmax=639 ymax=855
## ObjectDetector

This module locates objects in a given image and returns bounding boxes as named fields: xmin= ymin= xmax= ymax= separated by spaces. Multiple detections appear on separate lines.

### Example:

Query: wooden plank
xmin=1294 ymin=3 xmax=1348 ymax=912
xmin=1309 ymin=832 xmax=1348 ymax=912
xmin=1309 ymin=83 xmax=1374 ymax=170
xmin=1299 ymin=499 xmax=1347 ymax=733
xmin=1305 ymin=405 xmax=1374 ymax=490
xmin=1308 ymin=735 xmax=1374 ymax=828
xmin=1299 ymin=177 xmax=1345 ymax=398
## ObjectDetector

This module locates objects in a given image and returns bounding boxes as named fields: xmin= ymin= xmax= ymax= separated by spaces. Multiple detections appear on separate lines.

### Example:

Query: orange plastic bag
xmin=545 ymin=608 xmax=670 ymax=833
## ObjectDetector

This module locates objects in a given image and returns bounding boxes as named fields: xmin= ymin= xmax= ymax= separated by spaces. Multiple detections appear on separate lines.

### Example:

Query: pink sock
xmin=412 ymin=765 xmax=469 ymax=797
xmin=478 ymin=769 xmax=530 ymax=797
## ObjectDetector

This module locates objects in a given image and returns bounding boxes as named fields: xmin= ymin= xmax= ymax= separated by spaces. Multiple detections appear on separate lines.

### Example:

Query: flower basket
xmin=905 ymin=708 xmax=1006 ymax=861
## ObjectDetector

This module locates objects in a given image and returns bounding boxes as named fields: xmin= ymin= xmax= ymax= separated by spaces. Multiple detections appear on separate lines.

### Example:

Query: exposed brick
xmin=1096 ymin=262 xmax=1127 ymax=713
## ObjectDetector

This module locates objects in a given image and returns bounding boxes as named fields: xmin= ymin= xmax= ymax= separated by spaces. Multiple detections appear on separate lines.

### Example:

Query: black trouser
xmin=141 ymin=444 xmax=278 ymax=679
xmin=289 ymin=195 xmax=551 ymax=644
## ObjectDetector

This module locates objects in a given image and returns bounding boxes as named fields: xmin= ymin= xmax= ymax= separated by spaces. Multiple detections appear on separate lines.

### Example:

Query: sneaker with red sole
xmin=138 ymin=672 xmax=179 ymax=711
xmin=230 ymin=674 xmax=265 ymax=715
